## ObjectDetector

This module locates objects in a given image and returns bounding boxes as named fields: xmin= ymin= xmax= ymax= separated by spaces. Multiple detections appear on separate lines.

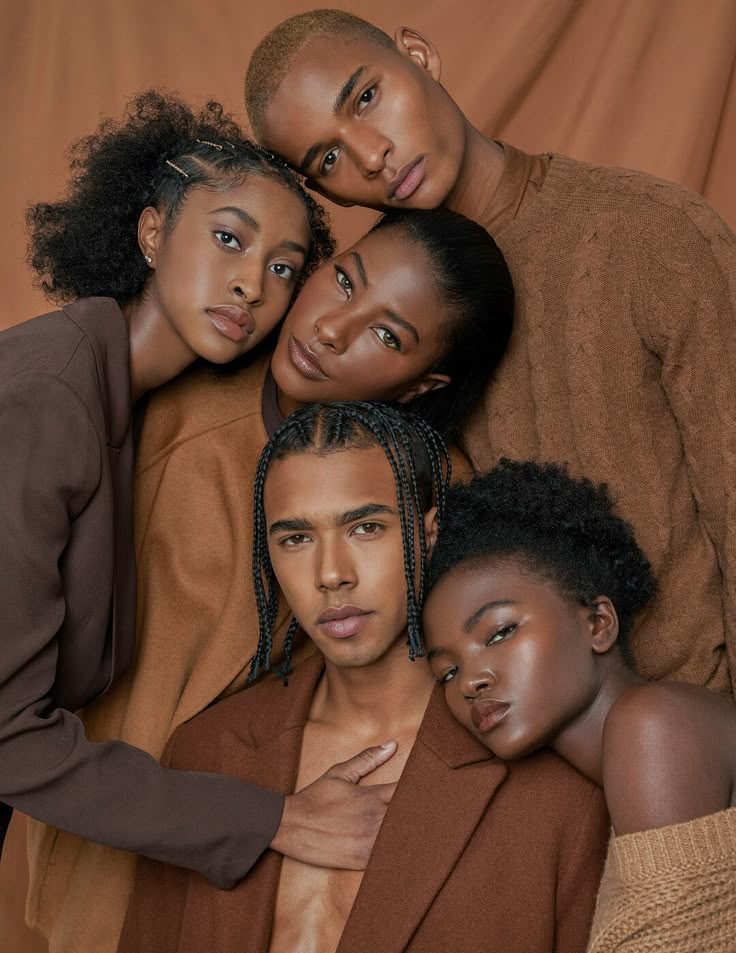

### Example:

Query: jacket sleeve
xmin=0 ymin=373 xmax=283 ymax=887
xmin=634 ymin=200 xmax=736 ymax=696
xmin=554 ymin=783 xmax=609 ymax=952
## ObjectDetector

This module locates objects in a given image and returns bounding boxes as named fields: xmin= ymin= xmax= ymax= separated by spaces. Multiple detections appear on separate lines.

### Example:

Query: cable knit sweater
xmin=587 ymin=807 xmax=736 ymax=951
xmin=462 ymin=143 xmax=736 ymax=696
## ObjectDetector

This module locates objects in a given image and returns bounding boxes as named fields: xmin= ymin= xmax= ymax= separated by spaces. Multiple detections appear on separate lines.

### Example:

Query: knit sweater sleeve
xmin=587 ymin=807 xmax=736 ymax=952
xmin=632 ymin=196 xmax=736 ymax=695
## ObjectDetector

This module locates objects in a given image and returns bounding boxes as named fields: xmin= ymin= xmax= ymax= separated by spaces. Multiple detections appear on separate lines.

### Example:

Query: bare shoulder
xmin=602 ymin=681 xmax=736 ymax=835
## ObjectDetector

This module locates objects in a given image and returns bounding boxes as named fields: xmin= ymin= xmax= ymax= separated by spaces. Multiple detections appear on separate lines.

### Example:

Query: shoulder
xmin=602 ymin=682 xmax=735 ymax=833
xmin=548 ymin=153 xmax=733 ymax=241
xmin=137 ymin=350 xmax=271 ymax=472
xmin=168 ymin=654 xmax=321 ymax=769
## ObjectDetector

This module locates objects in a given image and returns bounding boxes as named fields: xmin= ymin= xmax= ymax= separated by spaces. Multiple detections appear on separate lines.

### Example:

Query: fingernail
xmin=380 ymin=740 xmax=397 ymax=749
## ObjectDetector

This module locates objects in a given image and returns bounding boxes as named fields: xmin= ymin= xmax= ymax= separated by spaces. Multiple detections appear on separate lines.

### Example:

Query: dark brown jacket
xmin=0 ymin=298 xmax=282 ymax=885
xmin=120 ymin=653 xmax=610 ymax=953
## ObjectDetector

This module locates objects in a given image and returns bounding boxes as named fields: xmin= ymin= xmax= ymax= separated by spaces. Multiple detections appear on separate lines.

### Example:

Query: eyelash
xmin=351 ymin=521 xmax=383 ymax=537
xmin=214 ymin=229 xmax=241 ymax=251
xmin=374 ymin=327 xmax=401 ymax=351
xmin=335 ymin=265 xmax=353 ymax=297
xmin=487 ymin=623 xmax=517 ymax=645
xmin=437 ymin=623 xmax=518 ymax=685
xmin=270 ymin=262 xmax=298 ymax=282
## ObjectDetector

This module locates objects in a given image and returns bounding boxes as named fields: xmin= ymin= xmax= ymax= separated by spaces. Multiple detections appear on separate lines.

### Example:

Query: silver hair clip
xmin=165 ymin=159 xmax=189 ymax=178
xmin=195 ymin=138 xmax=224 ymax=150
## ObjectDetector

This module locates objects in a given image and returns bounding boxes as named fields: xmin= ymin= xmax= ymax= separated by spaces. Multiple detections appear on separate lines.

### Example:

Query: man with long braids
xmin=118 ymin=402 xmax=608 ymax=953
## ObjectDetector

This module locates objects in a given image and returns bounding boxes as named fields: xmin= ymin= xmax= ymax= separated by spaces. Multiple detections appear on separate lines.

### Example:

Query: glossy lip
xmin=206 ymin=305 xmax=256 ymax=343
xmin=471 ymin=698 xmax=510 ymax=734
xmin=317 ymin=604 xmax=374 ymax=639
xmin=288 ymin=334 xmax=329 ymax=381
xmin=388 ymin=155 xmax=426 ymax=201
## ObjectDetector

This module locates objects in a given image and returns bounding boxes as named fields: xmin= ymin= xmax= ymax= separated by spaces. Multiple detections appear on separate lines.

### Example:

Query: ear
xmin=393 ymin=27 xmax=442 ymax=81
xmin=397 ymin=372 xmax=451 ymax=404
xmin=587 ymin=596 xmax=620 ymax=655
xmin=138 ymin=206 xmax=166 ymax=267
xmin=423 ymin=506 xmax=439 ymax=557
xmin=303 ymin=177 xmax=355 ymax=208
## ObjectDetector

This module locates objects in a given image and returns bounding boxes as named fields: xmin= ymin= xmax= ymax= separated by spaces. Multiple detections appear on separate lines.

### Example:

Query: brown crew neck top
xmin=462 ymin=142 xmax=736 ymax=694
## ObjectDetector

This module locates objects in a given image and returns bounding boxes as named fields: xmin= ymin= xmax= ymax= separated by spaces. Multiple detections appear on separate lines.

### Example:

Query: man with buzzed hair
xmin=245 ymin=8 xmax=736 ymax=700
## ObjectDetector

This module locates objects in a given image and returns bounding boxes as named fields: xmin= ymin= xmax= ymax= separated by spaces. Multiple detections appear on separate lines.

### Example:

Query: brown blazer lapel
xmin=201 ymin=657 xmax=325 ymax=953
xmin=338 ymin=687 xmax=508 ymax=953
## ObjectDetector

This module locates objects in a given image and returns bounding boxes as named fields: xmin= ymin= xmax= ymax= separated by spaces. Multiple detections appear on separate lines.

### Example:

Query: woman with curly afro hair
xmin=0 ymin=89 xmax=418 ymax=894
xmin=423 ymin=460 xmax=736 ymax=951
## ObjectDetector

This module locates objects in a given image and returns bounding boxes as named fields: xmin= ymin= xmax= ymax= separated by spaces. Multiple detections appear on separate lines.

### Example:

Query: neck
xmin=122 ymin=291 xmax=197 ymax=403
xmin=274 ymin=378 xmax=305 ymax=420
xmin=445 ymin=124 xmax=506 ymax=219
xmin=311 ymin=636 xmax=435 ymax=738
xmin=553 ymin=663 xmax=644 ymax=785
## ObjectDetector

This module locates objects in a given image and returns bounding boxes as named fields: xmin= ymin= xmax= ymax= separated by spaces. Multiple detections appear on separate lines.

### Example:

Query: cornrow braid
xmin=249 ymin=401 xmax=450 ymax=683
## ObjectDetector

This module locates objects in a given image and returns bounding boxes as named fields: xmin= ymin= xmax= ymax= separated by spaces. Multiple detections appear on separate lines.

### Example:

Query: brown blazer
xmin=120 ymin=653 xmax=610 ymax=953
xmin=0 ymin=298 xmax=282 ymax=885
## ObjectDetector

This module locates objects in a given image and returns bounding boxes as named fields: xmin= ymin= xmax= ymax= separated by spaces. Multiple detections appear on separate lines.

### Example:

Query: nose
xmin=314 ymin=309 xmax=352 ymax=353
xmin=315 ymin=538 xmax=357 ymax=592
xmin=462 ymin=670 xmax=497 ymax=700
xmin=229 ymin=257 xmax=264 ymax=306
xmin=355 ymin=129 xmax=392 ymax=177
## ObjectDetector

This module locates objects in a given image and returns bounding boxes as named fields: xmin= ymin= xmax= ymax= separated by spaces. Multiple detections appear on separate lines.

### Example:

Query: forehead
xmin=264 ymin=444 xmax=397 ymax=520
xmin=426 ymin=559 xmax=564 ymax=627
xmin=263 ymin=36 xmax=401 ymax=158
xmin=348 ymin=228 xmax=434 ymax=295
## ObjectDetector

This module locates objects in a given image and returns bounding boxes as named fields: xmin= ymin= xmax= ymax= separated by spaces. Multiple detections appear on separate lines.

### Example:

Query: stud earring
xmin=144 ymin=254 xmax=153 ymax=265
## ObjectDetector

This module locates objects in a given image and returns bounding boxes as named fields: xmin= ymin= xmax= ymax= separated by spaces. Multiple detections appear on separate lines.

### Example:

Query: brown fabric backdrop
xmin=2 ymin=0 xmax=735 ymax=949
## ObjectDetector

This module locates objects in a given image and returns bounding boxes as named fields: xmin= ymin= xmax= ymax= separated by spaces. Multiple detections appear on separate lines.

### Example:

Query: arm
xmin=2 ymin=375 xmax=396 ymax=881
xmin=634 ymin=200 xmax=736 ymax=694
xmin=0 ymin=373 xmax=283 ymax=885
xmin=554 ymin=783 xmax=609 ymax=952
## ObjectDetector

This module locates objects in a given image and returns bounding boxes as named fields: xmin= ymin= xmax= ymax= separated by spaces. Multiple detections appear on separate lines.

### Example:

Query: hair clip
xmin=195 ymin=138 xmax=224 ymax=150
xmin=165 ymin=159 xmax=189 ymax=178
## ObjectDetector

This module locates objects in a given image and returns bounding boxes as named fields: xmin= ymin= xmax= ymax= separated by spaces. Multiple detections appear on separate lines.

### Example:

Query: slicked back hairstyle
xmin=370 ymin=208 xmax=514 ymax=438
xmin=245 ymin=9 xmax=394 ymax=143
xmin=427 ymin=460 xmax=657 ymax=663
xmin=250 ymin=401 xmax=450 ymax=682
xmin=27 ymin=89 xmax=334 ymax=306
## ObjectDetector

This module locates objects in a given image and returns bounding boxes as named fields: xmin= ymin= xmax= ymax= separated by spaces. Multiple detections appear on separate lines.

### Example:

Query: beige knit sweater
xmin=588 ymin=807 xmax=736 ymax=951
xmin=463 ymin=143 xmax=736 ymax=696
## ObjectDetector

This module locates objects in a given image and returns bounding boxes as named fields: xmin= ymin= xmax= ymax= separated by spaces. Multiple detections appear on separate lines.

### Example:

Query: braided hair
xmin=27 ymin=89 xmax=334 ymax=305
xmin=249 ymin=401 xmax=450 ymax=682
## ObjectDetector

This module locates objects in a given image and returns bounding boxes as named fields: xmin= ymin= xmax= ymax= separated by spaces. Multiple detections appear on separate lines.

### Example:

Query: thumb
xmin=327 ymin=741 xmax=398 ymax=784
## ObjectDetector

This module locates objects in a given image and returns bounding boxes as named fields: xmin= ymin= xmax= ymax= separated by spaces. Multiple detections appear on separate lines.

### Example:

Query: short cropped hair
xmin=428 ymin=460 xmax=657 ymax=661
xmin=246 ymin=9 xmax=393 ymax=142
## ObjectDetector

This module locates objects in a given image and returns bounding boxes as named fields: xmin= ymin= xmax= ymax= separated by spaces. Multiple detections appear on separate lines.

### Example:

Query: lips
xmin=288 ymin=334 xmax=329 ymax=381
xmin=206 ymin=305 xmax=256 ymax=343
xmin=317 ymin=605 xmax=373 ymax=639
xmin=388 ymin=155 xmax=426 ymax=202
xmin=471 ymin=698 xmax=510 ymax=734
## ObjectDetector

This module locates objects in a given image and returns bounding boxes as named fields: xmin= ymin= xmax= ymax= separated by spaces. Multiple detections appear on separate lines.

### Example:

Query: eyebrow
xmin=385 ymin=308 xmax=419 ymax=344
xmin=334 ymin=66 xmax=368 ymax=113
xmin=269 ymin=502 xmax=396 ymax=535
xmin=298 ymin=66 xmax=368 ymax=174
xmin=280 ymin=240 xmax=308 ymax=257
xmin=426 ymin=599 xmax=517 ymax=661
xmin=211 ymin=206 xmax=259 ymax=230
xmin=349 ymin=251 xmax=367 ymax=288
xmin=463 ymin=600 xmax=517 ymax=633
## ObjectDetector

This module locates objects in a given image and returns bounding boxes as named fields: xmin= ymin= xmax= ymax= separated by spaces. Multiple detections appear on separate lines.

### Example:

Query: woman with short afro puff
xmin=0 ymin=89 xmax=400 ymax=890
xmin=424 ymin=459 xmax=736 ymax=952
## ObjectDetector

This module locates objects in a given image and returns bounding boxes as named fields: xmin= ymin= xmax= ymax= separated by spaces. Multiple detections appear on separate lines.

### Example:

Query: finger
xmin=327 ymin=741 xmax=397 ymax=784
xmin=359 ymin=781 xmax=397 ymax=804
